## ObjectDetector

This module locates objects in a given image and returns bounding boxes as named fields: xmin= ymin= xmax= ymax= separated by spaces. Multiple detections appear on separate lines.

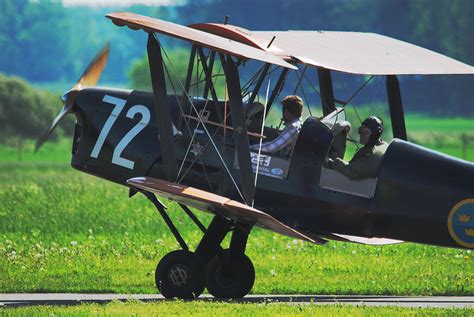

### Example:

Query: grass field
xmin=2 ymin=300 xmax=473 ymax=316
xmin=0 ymin=116 xmax=473 ymax=315
xmin=1 ymin=163 xmax=471 ymax=295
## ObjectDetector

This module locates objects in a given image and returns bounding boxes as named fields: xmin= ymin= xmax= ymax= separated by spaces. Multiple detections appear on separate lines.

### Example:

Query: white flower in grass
xmin=70 ymin=241 xmax=78 ymax=247
xmin=270 ymin=270 xmax=277 ymax=276
xmin=352 ymin=251 xmax=357 ymax=255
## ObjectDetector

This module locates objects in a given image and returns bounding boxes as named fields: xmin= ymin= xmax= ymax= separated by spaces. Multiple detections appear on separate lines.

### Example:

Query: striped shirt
xmin=250 ymin=118 xmax=302 ymax=156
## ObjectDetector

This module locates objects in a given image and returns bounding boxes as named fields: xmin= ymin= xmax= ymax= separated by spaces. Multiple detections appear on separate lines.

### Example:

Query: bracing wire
xmin=252 ymin=76 xmax=271 ymax=207
xmin=157 ymin=36 xmax=246 ymax=203
xmin=368 ymin=76 xmax=384 ymax=117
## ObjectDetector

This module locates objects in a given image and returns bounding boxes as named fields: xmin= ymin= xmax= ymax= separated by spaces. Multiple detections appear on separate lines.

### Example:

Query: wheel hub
xmin=168 ymin=264 xmax=190 ymax=287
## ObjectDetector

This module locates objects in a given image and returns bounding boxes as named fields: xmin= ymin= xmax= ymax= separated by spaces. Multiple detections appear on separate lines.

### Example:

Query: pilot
xmin=249 ymin=95 xmax=303 ymax=156
xmin=326 ymin=116 xmax=388 ymax=180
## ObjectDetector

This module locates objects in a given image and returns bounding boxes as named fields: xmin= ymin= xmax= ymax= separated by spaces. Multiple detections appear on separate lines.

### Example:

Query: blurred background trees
xmin=0 ymin=0 xmax=472 ymax=150
xmin=0 ymin=74 xmax=64 ymax=158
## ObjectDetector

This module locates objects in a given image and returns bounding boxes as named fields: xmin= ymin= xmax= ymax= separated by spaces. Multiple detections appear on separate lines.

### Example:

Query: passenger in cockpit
xmin=326 ymin=116 xmax=388 ymax=180
xmin=249 ymin=95 xmax=303 ymax=156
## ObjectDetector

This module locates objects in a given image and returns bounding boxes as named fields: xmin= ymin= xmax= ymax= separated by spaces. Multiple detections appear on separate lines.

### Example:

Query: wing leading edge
xmin=127 ymin=177 xmax=327 ymax=245
xmin=184 ymin=21 xmax=473 ymax=75
xmin=106 ymin=12 xmax=296 ymax=70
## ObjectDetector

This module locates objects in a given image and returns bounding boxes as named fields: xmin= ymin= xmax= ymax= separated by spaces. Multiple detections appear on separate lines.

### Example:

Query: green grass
xmin=0 ymin=163 xmax=472 ymax=295
xmin=0 ymin=115 xmax=473 ymax=297
xmin=0 ymin=139 xmax=71 ymax=163
xmin=2 ymin=301 xmax=473 ymax=316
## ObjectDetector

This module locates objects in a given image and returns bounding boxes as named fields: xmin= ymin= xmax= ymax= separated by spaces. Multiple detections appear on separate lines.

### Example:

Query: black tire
xmin=206 ymin=249 xmax=255 ymax=299
xmin=155 ymin=250 xmax=206 ymax=299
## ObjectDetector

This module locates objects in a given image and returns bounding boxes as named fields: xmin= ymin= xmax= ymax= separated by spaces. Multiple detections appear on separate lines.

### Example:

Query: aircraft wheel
xmin=206 ymin=249 xmax=255 ymax=299
xmin=155 ymin=250 xmax=206 ymax=299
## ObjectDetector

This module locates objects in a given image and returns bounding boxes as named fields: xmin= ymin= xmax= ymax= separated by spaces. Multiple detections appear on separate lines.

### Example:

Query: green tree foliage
xmin=0 ymin=0 xmax=70 ymax=81
xmin=128 ymin=47 xmax=229 ymax=99
xmin=0 ymin=0 xmax=472 ymax=115
xmin=128 ymin=48 xmax=191 ymax=93
xmin=0 ymin=73 xmax=65 ymax=158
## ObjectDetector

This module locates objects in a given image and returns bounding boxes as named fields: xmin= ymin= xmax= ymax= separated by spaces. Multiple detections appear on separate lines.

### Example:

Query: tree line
xmin=0 ymin=0 xmax=472 ymax=115
xmin=0 ymin=73 xmax=72 ymax=158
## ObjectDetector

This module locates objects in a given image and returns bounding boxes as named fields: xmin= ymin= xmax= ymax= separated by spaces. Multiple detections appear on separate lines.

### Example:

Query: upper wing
xmin=106 ymin=12 xmax=296 ymax=70
xmin=127 ymin=177 xmax=327 ymax=245
xmin=253 ymin=31 xmax=473 ymax=75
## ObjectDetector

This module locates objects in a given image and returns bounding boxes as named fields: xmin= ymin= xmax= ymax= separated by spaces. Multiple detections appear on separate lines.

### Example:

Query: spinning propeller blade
xmin=35 ymin=43 xmax=110 ymax=152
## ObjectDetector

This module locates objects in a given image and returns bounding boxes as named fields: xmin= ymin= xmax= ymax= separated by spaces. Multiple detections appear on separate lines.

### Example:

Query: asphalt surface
xmin=0 ymin=294 xmax=473 ymax=308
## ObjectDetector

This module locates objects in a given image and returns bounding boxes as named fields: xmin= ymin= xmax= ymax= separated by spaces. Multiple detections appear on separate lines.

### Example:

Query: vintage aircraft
xmin=35 ymin=12 xmax=474 ymax=299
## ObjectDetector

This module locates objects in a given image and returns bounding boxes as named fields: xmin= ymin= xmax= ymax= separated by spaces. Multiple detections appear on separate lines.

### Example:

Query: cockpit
xmin=249 ymin=107 xmax=384 ymax=198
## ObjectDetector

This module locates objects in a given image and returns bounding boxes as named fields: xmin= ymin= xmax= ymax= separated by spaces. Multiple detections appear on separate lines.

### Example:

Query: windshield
xmin=320 ymin=108 xmax=346 ymax=130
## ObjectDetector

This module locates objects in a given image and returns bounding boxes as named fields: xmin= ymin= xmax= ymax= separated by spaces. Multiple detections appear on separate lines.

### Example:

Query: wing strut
xmin=317 ymin=68 xmax=336 ymax=116
xmin=248 ymin=63 xmax=271 ymax=105
xmin=222 ymin=54 xmax=255 ymax=205
xmin=147 ymin=34 xmax=178 ymax=181
xmin=180 ymin=44 xmax=197 ymax=107
xmin=142 ymin=191 xmax=189 ymax=250
xmin=265 ymin=67 xmax=289 ymax=117
xmin=196 ymin=46 xmax=223 ymax=122
xmin=202 ymin=50 xmax=217 ymax=99
xmin=386 ymin=75 xmax=407 ymax=140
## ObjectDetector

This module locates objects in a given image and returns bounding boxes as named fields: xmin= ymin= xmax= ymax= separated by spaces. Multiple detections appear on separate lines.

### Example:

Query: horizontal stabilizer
xmin=127 ymin=177 xmax=327 ymax=245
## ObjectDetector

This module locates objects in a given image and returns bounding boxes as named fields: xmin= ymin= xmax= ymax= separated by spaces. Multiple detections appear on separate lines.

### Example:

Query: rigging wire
xmin=158 ymin=38 xmax=246 ymax=203
xmin=160 ymin=49 xmax=215 ymax=189
xmin=294 ymin=67 xmax=312 ymax=117
xmin=302 ymin=71 xmax=334 ymax=116
xmin=241 ymin=64 xmax=265 ymax=97
xmin=368 ymin=76 xmax=384 ymax=117
xmin=252 ymin=75 xmax=271 ymax=207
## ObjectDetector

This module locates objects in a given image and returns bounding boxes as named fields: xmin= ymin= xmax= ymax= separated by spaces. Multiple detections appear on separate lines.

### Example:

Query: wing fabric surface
xmin=127 ymin=177 xmax=326 ymax=245
xmin=106 ymin=12 xmax=296 ymax=70
xmin=324 ymin=233 xmax=404 ymax=245
xmin=253 ymin=31 xmax=473 ymax=75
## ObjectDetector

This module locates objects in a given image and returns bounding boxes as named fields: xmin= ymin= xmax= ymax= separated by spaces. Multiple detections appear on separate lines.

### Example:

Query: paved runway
xmin=1 ymin=294 xmax=473 ymax=308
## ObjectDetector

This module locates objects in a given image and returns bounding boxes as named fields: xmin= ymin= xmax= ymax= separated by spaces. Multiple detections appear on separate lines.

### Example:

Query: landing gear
xmin=155 ymin=250 xmax=206 ymax=299
xmin=206 ymin=249 xmax=255 ymax=298
xmin=142 ymin=191 xmax=255 ymax=300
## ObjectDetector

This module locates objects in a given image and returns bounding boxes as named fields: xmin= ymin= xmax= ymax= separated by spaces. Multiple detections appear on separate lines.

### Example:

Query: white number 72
xmin=90 ymin=95 xmax=151 ymax=170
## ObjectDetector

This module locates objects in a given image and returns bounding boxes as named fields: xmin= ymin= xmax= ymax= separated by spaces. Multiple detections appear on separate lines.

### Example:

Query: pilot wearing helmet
xmin=326 ymin=116 xmax=388 ymax=180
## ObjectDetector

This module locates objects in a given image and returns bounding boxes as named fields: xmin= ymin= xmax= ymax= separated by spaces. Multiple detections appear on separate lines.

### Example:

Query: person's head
xmin=281 ymin=95 xmax=303 ymax=123
xmin=358 ymin=116 xmax=384 ymax=145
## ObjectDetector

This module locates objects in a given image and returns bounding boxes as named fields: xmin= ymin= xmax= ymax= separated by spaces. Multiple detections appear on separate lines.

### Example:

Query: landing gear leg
xmin=153 ymin=211 xmax=232 ymax=299
xmin=141 ymin=190 xmax=252 ymax=299
xmin=206 ymin=223 xmax=255 ymax=298
xmin=142 ymin=192 xmax=210 ymax=299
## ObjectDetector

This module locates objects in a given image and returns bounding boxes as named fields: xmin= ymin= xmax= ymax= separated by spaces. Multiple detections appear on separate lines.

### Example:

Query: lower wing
xmin=127 ymin=177 xmax=327 ymax=245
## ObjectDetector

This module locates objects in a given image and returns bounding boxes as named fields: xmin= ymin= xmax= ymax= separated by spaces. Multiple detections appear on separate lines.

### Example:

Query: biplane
xmin=35 ymin=12 xmax=474 ymax=299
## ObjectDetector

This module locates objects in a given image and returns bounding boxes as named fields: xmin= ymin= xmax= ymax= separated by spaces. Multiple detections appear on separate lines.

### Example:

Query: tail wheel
xmin=155 ymin=250 xmax=206 ymax=299
xmin=206 ymin=249 xmax=255 ymax=299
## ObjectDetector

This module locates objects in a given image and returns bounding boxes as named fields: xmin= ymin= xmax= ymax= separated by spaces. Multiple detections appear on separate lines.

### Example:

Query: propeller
xmin=35 ymin=42 xmax=110 ymax=152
